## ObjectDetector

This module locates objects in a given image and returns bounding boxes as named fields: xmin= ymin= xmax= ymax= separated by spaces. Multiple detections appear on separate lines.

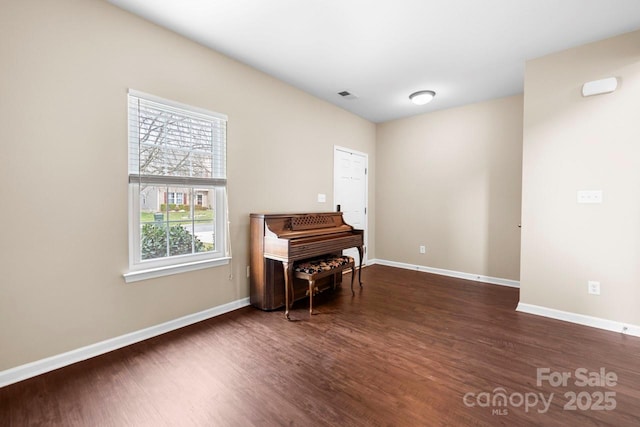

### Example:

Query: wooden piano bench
xmin=292 ymin=255 xmax=357 ymax=319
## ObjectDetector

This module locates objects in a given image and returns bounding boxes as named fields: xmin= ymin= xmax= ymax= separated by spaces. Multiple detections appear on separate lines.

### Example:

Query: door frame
xmin=333 ymin=145 xmax=369 ymax=265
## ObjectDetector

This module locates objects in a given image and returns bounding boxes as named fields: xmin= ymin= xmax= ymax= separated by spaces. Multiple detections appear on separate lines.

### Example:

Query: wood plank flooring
xmin=1 ymin=265 xmax=640 ymax=426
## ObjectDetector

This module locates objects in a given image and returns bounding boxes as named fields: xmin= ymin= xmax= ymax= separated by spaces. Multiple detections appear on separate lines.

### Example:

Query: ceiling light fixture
xmin=409 ymin=90 xmax=436 ymax=105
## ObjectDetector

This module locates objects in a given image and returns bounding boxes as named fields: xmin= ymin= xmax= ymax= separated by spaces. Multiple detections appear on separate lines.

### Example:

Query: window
xmin=167 ymin=192 xmax=184 ymax=205
xmin=124 ymin=90 xmax=229 ymax=282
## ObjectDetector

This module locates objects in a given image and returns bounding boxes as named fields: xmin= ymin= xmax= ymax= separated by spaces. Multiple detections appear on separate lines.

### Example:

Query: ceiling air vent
xmin=338 ymin=90 xmax=358 ymax=100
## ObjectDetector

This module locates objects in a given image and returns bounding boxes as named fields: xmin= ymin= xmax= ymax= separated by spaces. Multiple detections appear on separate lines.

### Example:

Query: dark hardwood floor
xmin=2 ymin=265 xmax=640 ymax=426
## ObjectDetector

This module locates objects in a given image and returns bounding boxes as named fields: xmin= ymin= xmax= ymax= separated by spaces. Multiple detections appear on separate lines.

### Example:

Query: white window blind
xmin=128 ymin=90 xmax=227 ymax=187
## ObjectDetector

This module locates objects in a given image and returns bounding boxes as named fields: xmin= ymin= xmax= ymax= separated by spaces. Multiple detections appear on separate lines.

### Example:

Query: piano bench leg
xmin=309 ymin=280 xmax=316 ymax=315
xmin=350 ymin=263 xmax=356 ymax=296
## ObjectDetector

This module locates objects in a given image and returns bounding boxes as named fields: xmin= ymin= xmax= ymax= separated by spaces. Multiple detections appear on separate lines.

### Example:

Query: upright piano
xmin=250 ymin=212 xmax=364 ymax=310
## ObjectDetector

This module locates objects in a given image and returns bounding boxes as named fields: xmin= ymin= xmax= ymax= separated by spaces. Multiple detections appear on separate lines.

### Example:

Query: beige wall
xmin=0 ymin=0 xmax=375 ymax=371
xmin=520 ymin=30 xmax=640 ymax=323
xmin=376 ymin=96 xmax=523 ymax=281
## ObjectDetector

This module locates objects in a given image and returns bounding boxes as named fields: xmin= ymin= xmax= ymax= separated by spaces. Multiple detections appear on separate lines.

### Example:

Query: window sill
xmin=123 ymin=257 xmax=231 ymax=283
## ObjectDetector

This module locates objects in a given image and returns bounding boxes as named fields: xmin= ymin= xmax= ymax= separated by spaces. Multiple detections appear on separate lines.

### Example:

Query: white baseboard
xmin=368 ymin=258 xmax=519 ymax=288
xmin=516 ymin=303 xmax=640 ymax=338
xmin=0 ymin=297 xmax=251 ymax=388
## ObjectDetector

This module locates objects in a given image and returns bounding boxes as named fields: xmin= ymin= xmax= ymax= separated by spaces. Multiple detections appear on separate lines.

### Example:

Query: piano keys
xmin=250 ymin=212 xmax=364 ymax=311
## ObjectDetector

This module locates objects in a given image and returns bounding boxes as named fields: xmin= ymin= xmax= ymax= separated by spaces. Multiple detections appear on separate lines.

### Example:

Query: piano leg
xmin=357 ymin=246 xmax=364 ymax=288
xmin=283 ymin=261 xmax=293 ymax=320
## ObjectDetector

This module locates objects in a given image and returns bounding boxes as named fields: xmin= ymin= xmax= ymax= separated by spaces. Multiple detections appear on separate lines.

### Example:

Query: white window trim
xmin=124 ymin=90 xmax=230 ymax=282
xmin=123 ymin=256 xmax=231 ymax=283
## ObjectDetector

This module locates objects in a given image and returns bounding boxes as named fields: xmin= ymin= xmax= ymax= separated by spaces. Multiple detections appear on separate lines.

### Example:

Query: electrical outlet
xmin=588 ymin=281 xmax=600 ymax=295
xmin=246 ymin=265 xmax=250 ymax=278
xmin=419 ymin=245 xmax=426 ymax=254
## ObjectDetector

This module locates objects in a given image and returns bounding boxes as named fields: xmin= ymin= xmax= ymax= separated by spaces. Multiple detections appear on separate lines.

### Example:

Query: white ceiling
xmin=107 ymin=0 xmax=640 ymax=123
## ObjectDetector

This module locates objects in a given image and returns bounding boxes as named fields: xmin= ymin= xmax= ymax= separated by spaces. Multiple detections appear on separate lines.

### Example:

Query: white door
xmin=334 ymin=146 xmax=368 ymax=265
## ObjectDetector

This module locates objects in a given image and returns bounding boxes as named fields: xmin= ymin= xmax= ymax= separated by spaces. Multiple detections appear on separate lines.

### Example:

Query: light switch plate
xmin=577 ymin=190 xmax=602 ymax=204
xmin=317 ymin=193 xmax=326 ymax=203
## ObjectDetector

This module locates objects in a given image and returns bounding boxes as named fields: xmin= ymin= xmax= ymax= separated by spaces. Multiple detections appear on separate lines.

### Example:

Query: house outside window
xmin=124 ymin=89 xmax=229 ymax=282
